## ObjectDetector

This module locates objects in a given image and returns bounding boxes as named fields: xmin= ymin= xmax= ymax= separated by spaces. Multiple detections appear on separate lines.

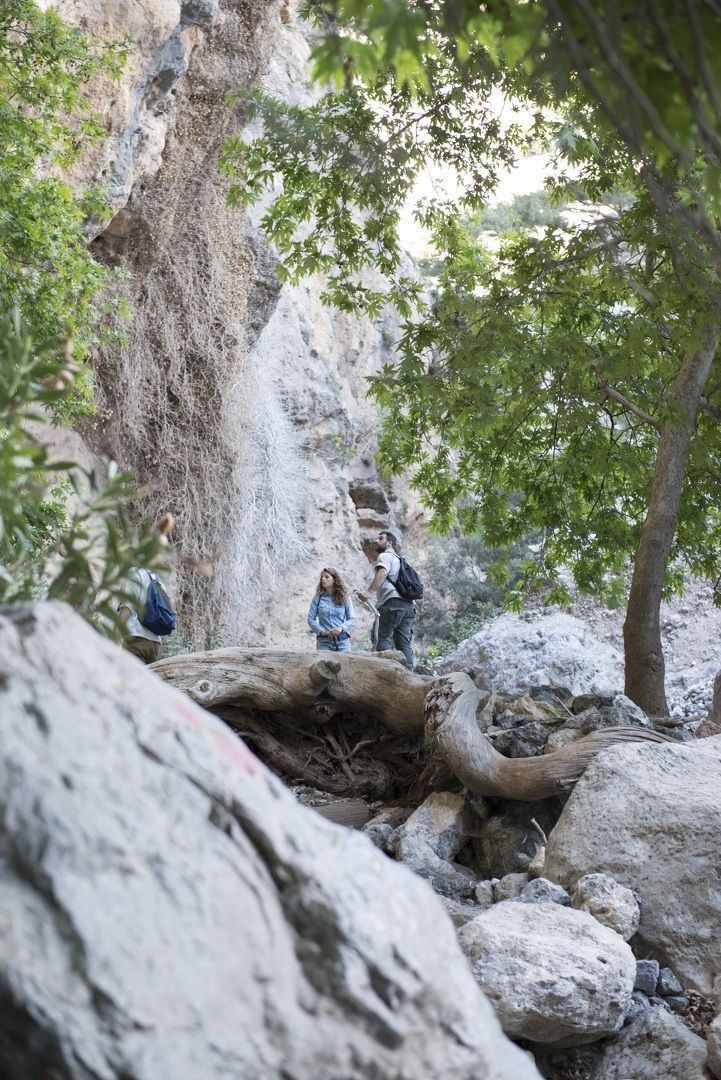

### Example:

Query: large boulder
xmin=592 ymin=1007 xmax=710 ymax=1079
xmin=439 ymin=612 xmax=623 ymax=697
xmin=0 ymin=602 xmax=539 ymax=1080
xmin=545 ymin=739 xmax=721 ymax=993
xmin=457 ymin=900 xmax=635 ymax=1046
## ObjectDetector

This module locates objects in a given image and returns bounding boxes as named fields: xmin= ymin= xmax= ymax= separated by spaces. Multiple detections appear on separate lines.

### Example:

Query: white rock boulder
xmin=0 ymin=602 xmax=539 ymax=1080
xmin=545 ymin=739 xmax=721 ymax=993
xmin=457 ymin=900 xmax=635 ymax=1046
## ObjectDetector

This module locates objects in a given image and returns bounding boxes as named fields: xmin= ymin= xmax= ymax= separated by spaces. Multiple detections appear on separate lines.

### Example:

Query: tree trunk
xmin=153 ymin=651 xmax=673 ymax=802
xmin=624 ymin=319 xmax=720 ymax=715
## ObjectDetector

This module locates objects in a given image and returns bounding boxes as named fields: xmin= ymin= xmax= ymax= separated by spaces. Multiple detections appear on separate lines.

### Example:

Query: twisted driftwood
xmin=152 ymin=649 xmax=675 ymax=801
xmin=425 ymin=671 xmax=674 ymax=801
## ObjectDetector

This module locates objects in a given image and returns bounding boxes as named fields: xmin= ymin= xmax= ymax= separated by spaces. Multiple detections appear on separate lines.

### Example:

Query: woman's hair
xmin=317 ymin=566 xmax=348 ymax=605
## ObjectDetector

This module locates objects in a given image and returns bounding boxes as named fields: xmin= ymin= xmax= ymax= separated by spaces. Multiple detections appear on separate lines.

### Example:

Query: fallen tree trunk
xmin=152 ymin=648 xmax=432 ymax=734
xmin=153 ymin=650 xmax=675 ymax=802
xmin=425 ymin=672 xmax=674 ymax=801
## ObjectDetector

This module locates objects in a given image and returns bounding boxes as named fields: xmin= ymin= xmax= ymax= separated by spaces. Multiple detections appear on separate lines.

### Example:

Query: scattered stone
xmin=612 ymin=694 xmax=651 ymax=725
xmin=395 ymin=792 xmax=473 ymax=861
xmin=519 ymin=878 xmax=571 ymax=906
xmin=438 ymin=896 xmax=488 ymax=929
xmin=624 ymin=991 xmax=650 ymax=1025
xmin=496 ymin=709 xmax=526 ymax=730
xmin=571 ymin=694 xmax=615 ymax=714
xmin=649 ymin=996 xmax=670 ymax=1009
xmin=634 ymin=959 xmax=661 ymax=996
xmin=493 ymin=872 xmax=530 ymax=902
xmin=544 ymin=729 xmax=581 ymax=754
xmin=489 ymin=721 xmax=548 ymax=757
xmin=658 ymin=966 xmax=684 ymax=997
xmin=363 ymin=821 xmax=395 ymax=853
xmin=545 ymin=738 xmax=721 ymax=993
xmin=664 ymin=994 xmax=690 ymax=1013
xmin=528 ymin=685 xmax=574 ymax=708
xmin=458 ymin=900 xmax=635 ymax=1046
xmin=593 ymin=1006 xmax=709 ymax=1079
xmin=571 ymin=872 xmax=640 ymax=940
xmin=474 ymin=880 xmax=496 ymax=908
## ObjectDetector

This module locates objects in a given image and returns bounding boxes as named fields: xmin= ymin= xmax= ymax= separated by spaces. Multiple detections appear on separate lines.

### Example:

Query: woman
xmin=307 ymin=567 xmax=355 ymax=651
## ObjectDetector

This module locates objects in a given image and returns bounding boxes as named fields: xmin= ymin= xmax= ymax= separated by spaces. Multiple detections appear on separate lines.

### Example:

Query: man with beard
xmin=357 ymin=530 xmax=415 ymax=669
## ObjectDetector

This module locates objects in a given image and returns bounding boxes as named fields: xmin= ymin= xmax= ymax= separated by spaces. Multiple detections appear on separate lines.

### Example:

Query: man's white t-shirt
xmin=375 ymin=550 xmax=402 ymax=607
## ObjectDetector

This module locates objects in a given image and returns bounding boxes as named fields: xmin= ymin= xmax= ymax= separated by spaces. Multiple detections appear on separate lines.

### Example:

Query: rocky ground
xmin=3 ymin=601 xmax=720 ymax=1079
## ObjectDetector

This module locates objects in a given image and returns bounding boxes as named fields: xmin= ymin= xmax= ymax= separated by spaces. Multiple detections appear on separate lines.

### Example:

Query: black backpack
xmin=140 ymin=572 xmax=177 ymax=636
xmin=395 ymin=557 xmax=424 ymax=601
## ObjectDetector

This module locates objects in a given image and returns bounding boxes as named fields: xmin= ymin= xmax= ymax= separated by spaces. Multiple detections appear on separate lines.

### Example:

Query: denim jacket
xmin=307 ymin=592 xmax=355 ymax=639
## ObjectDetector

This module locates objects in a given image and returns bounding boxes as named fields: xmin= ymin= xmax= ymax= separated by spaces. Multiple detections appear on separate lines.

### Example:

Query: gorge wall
xmin=49 ymin=0 xmax=420 ymax=647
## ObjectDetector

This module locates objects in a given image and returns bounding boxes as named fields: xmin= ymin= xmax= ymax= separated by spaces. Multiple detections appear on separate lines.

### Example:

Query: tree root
xmin=425 ymin=672 xmax=676 ymax=801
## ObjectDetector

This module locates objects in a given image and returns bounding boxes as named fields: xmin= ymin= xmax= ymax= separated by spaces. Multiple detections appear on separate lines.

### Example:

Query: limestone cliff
xmin=48 ymin=0 xmax=419 ymax=647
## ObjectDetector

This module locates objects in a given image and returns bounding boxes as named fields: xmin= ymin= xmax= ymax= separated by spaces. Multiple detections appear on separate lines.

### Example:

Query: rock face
xmin=48 ymin=0 xmax=419 ymax=648
xmin=545 ymin=739 xmax=721 ymax=994
xmin=457 ymin=901 xmax=635 ymax=1046
xmin=0 ymin=602 xmax=539 ymax=1080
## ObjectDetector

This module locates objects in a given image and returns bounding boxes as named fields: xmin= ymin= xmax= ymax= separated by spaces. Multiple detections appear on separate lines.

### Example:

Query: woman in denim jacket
xmin=307 ymin=567 xmax=355 ymax=651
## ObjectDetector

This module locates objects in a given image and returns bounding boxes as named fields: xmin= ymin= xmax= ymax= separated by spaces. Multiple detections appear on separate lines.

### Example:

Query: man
xmin=357 ymin=530 xmax=415 ymax=669
xmin=117 ymin=566 xmax=164 ymax=664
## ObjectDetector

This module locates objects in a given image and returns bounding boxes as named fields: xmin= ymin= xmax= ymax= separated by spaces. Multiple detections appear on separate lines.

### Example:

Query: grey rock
xmin=545 ymin=729 xmax=582 ymax=754
xmin=519 ymin=878 xmax=571 ymax=906
xmin=634 ymin=959 xmax=660 ymax=996
xmin=572 ymin=694 xmax=615 ymax=714
xmin=658 ymin=966 xmax=684 ymax=996
xmin=495 ymin=709 xmax=527 ymax=730
xmin=593 ymin=1007 xmax=709 ymax=1079
xmin=395 ymin=792 xmax=473 ymax=862
xmin=571 ymin=873 xmax=640 ymax=940
xmin=664 ymin=994 xmax=689 ymax=1013
xmin=471 ymin=799 xmax=562 ymax=880
xmin=612 ymin=694 xmax=651 ymax=725
xmin=624 ymin=991 xmax=650 ymax=1025
xmin=493 ymin=872 xmax=530 ymax=902
xmin=0 ymin=602 xmax=541 ymax=1080
xmin=458 ymin=901 xmax=635 ymax=1046
xmin=545 ymin=738 xmax=721 ymax=993
xmin=473 ymin=880 xmax=496 ymax=909
xmin=649 ymin=995 xmax=670 ymax=1008
xmin=437 ymin=896 xmax=487 ymax=929
xmin=363 ymin=821 xmax=395 ymax=853
xmin=529 ymin=685 xmax=573 ymax=708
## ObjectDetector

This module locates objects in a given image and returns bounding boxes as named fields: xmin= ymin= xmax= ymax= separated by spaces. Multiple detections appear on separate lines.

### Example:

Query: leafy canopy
xmin=225 ymin=1 xmax=721 ymax=602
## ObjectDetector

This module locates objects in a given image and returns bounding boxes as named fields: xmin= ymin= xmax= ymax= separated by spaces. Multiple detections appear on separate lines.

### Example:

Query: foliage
xmin=414 ymin=530 xmax=530 ymax=654
xmin=465 ymin=191 xmax=565 ymax=237
xmin=0 ymin=309 xmax=168 ymax=638
xmin=221 ymin=52 xmax=522 ymax=316
xmin=301 ymin=0 xmax=721 ymax=261
xmin=0 ymin=0 xmax=125 ymax=390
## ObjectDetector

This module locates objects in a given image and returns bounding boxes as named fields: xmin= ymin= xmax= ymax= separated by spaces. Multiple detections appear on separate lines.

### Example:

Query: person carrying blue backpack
xmin=307 ymin=567 xmax=355 ymax=652
xmin=118 ymin=566 xmax=176 ymax=663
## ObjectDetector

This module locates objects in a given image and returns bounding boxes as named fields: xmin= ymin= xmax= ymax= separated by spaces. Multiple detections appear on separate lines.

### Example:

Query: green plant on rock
xmin=0 ymin=309 xmax=168 ymax=638
xmin=0 ymin=0 xmax=126 ymax=395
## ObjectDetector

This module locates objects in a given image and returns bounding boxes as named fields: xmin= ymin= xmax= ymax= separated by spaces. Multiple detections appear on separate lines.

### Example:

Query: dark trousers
xmin=124 ymin=637 xmax=161 ymax=664
xmin=376 ymin=598 xmax=415 ymax=670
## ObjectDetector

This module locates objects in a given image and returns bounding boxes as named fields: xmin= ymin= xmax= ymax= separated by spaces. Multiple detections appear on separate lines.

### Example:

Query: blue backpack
xmin=140 ymin=572 xmax=176 ymax=636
